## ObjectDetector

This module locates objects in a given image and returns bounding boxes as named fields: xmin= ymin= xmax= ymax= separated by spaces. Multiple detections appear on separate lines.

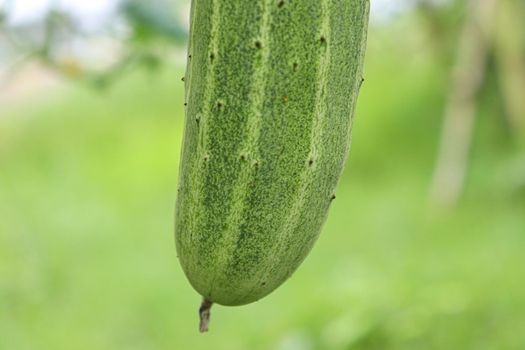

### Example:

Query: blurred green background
xmin=1 ymin=0 xmax=524 ymax=349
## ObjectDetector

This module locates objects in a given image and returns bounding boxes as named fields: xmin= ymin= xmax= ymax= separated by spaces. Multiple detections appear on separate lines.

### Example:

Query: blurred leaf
xmin=122 ymin=0 xmax=187 ymax=44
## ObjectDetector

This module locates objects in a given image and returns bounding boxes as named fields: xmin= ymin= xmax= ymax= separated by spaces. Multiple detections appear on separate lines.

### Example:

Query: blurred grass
xmin=1 ymin=26 xmax=524 ymax=350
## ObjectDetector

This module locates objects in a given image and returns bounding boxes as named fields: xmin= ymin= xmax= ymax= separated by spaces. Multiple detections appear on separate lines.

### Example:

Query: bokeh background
xmin=1 ymin=0 xmax=524 ymax=349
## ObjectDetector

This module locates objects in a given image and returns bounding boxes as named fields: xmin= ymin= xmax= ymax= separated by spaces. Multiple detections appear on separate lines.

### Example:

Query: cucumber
xmin=175 ymin=0 xmax=369 ymax=331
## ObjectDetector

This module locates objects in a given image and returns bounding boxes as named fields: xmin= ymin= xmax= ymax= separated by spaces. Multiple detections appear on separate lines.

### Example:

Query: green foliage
xmin=122 ymin=0 xmax=187 ymax=44
xmin=0 ymin=0 xmax=187 ymax=90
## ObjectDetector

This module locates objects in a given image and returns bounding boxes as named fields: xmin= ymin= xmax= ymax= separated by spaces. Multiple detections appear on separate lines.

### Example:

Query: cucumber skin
xmin=175 ymin=0 xmax=369 ymax=306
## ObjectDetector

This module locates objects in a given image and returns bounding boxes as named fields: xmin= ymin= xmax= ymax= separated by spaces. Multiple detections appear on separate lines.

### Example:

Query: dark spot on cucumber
xmin=330 ymin=194 xmax=336 ymax=201
xmin=255 ymin=41 xmax=262 ymax=49
xmin=261 ymin=281 xmax=266 ymax=286
xmin=292 ymin=62 xmax=298 ymax=71
xmin=240 ymin=154 xmax=246 ymax=161
xmin=217 ymin=100 xmax=224 ymax=110
xmin=181 ymin=76 xmax=185 ymax=82
xmin=184 ymin=102 xmax=188 ymax=106
xmin=195 ymin=116 xmax=200 ymax=126
xmin=277 ymin=0 xmax=284 ymax=8
xmin=204 ymin=155 xmax=209 ymax=162
xmin=209 ymin=53 xmax=215 ymax=62
xmin=320 ymin=36 xmax=327 ymax=45
xmin=308 ymin=158 xmax=314 ymax=166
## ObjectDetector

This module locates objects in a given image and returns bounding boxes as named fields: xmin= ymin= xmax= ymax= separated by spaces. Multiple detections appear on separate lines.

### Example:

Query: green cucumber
xmin=175 ymin=0 xmax=369 ymax=331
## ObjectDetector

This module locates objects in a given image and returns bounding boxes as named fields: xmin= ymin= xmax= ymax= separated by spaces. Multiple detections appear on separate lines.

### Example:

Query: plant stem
xmin=199 ymin=298 xmax=213 ymax=333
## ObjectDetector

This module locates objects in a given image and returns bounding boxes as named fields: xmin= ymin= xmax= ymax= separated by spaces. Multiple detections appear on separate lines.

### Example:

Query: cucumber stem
xmin=199 ymin=298 xmax=213 ymax=332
